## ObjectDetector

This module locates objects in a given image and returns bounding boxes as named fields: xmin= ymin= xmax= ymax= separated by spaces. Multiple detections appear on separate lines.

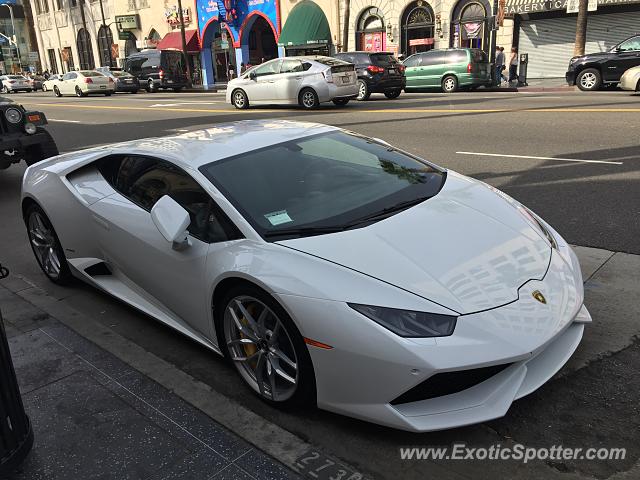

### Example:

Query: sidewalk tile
xmin=234 ymin=449 xmax=301 ymax=480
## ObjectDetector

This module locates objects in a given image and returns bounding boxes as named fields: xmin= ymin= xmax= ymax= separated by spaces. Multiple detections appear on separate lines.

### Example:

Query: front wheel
xmin=299 ymin=88 xmax=319 ymax=109
xmin=442 ymin=75 xmax=458 ymax=93
xmin=25 ymin=204 xmax=73 ymax=285
xmin=332 ymin=98 xmax=350 ymax=106
xmin=53 ymin=86 xmax=62 ymax=97
xmin=219 ymin=285 xmax=316 ymax=406
xmin=232 ymin=89 xmax=249 ymax=109
xmin=384 ymin=89 xmax=402 ymax=99
xmin=577 ymin=68 xmax=602 ymax=91
xmin=356 ymin=79 xmax=370 ymax=101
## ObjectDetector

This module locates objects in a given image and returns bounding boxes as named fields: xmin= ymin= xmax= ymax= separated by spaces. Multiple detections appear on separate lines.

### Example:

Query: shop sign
xmin=166 ymin=6 xmax=191 ymax=26
xmin=115 ymin=14 xmax=140 ymax=30
xmin=507 ymin=0 xmax=639 ymax=16
xmin=409 ymin=38 xmax=434 ymax=46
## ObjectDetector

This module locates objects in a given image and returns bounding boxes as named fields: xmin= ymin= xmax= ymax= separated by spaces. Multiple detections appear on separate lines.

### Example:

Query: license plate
xmin=100 ymin=85 xmax=106 ymax=89
xmin=389 ymin=69 xmax=395 ymax=74
xmin=167 ymin=80 xmax=174 ymax=83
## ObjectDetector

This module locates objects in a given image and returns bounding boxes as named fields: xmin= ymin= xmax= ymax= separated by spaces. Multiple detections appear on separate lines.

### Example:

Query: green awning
xmin=278 ymin=1 xmax=331 ymax=47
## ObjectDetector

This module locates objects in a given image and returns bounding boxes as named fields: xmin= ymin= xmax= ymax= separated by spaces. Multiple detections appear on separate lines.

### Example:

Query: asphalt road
xmin=1 ymin=89 xmax=639 ymax=479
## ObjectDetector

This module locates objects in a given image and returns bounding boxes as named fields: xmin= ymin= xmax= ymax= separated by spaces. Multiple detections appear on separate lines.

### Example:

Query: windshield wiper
xmin=348 ymin=196 xmax=431 ymax=226
xmin=264 ymin=225 xmax=349 ymax=239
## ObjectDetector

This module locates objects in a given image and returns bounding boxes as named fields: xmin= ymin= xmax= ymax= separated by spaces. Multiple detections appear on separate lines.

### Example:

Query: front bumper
xmin=566 ymin=70 xmax=577 ymax=86
xmin=278 ymin=243 xmax=587 ymax=432
xmin=619 ymin=70 xmax=640 ymax=91
xmin=0 ymin=131 xmax=52 ymax=167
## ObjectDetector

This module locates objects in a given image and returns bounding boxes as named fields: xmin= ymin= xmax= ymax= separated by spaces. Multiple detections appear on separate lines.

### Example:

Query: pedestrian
xmin=508 ymin=47 xmax=518 ymax=86
xmin=240 ymin=62 xmax=246 ymax=74
xmin=43 ymin=70 xmax=50 ymax=80
xmin=495 ymin=46 xmax=505 ymax=87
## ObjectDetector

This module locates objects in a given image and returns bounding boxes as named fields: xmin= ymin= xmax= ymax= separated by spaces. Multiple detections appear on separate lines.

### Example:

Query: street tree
xmin=574 ymin=0 xmax=589 ymax=56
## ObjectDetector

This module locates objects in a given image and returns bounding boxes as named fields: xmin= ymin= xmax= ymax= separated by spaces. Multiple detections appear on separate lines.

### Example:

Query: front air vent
xmin=84 ymin=262 xmax=112 ymax=277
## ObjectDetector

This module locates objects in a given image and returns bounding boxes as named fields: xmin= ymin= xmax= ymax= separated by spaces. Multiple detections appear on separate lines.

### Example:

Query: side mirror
xmin=150 ymin=195 xmax=191 ymax=250
xmin=249 ymin=71 xmax=257 ymax=80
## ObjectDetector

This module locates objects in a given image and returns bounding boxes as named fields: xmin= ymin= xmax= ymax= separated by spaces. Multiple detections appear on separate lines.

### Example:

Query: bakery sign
xmin=165 ymin=5 xmax=192 ymax=26
xmin=505 ymin=0 xmax=640 ymax=15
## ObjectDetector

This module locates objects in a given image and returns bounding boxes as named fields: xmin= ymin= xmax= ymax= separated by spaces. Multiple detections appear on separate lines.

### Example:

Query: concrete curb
xmin=2 ymin=275 xmax=368 ymax=479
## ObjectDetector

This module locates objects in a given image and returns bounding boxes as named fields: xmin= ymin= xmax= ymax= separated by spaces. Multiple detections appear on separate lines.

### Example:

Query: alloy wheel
xmin=301 ymin=90 xmax=317 ymax=109
xmin=357 ymin=80 xmax=368 ymax=101
xmin=233 ymin=90 xmax=246 ymax=108
xmin=580 ymin=72 xmax=597 ymax=90
xmin=224 ymin=295 xmax=299 ymax=402
xmin=27 ymin=211 xmax=62 ymax=279
xmin=444 ymin=77 xmax=456 ymax=92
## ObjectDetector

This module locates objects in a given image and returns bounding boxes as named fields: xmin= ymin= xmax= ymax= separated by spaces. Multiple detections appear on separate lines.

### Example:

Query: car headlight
xmin=24 ymin=122 xmax=37 ymax=134
xmin=349 ymin=304 xmax=457 ymax=338
xmin=5 ymin=107 xmax=22 ymax=124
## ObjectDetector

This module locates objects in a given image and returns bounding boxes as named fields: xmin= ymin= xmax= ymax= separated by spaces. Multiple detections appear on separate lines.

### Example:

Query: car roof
xmin=109 ymin=120 xmax=341 ymax=169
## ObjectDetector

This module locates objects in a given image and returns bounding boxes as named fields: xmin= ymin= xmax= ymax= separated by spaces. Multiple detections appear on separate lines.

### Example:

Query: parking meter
xmin=519 ymin=53 xmax=529 ymax=87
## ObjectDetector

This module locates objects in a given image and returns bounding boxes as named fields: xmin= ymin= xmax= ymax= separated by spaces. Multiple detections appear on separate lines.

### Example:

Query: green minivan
xmin=403 ymin=48 xmax=492 ymax=93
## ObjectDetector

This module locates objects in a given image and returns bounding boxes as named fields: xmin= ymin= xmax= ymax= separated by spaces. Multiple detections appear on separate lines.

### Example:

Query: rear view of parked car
xmin=404 ymin=48 xmax=491 ymax=93
xmin=334 ymin=52 xmax=406 ymax=100
xmin=0 ymin=75 xmax=33 ymax=93
xmin=103 ymin=71 xmax=140 ymax=93
xmin=53 ymin=71 xmax=114 ymax=97
xmin=123 ymin=50 xmax=189 ymax=93
xmin=227 ymin=56 xmax=357 ymax=109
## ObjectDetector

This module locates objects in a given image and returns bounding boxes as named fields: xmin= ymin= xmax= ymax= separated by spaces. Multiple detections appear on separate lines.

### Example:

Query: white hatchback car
xmin=53 ymin=70 xmax=115 ymax=97
xmin=226 ymin=57 xmax=357 ymax=109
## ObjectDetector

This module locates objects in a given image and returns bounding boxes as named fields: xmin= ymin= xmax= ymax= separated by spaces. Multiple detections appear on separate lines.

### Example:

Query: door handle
xmin=295 ymin=76 xmax=303 ymax=80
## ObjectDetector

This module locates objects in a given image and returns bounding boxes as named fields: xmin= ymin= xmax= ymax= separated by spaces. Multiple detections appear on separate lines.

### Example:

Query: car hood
xmin=277 ymin=172 xmax=551 ymax=315
xmin=574 ymin=52 xmax=611 ymax=62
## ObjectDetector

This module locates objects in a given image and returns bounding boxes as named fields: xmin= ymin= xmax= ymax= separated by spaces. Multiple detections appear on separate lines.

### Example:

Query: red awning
xmin=156 ymin=30 xmax=200 ymax=53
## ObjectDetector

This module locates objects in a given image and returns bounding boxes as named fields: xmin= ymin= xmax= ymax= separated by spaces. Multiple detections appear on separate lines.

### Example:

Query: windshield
xmin=200 ymin=131 xmax=445 ymax=239
xmin=81 ymin=71 xmax=104 ymax=77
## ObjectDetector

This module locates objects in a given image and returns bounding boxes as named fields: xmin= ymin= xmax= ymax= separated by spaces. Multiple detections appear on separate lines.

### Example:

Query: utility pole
xmin=342 ymin=0 xmax=350 ymax=52
xmin=98 ymin=0 xmax=113 ymax=67
xmin=177 ymin=0 xmax=192 ymax=85
xmin=574 ymin=0 xmax=588 ymax=56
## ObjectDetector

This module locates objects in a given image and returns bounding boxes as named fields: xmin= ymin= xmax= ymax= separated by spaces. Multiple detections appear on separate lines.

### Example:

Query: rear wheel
xmin=356 ymin=79 xmax=370 ymax=101
xmin=25 ymin=204 xmax=72 ymax=285
xmin=332 ymin=98 xmax=350 ymax=106
xmin=232 ymin=89 xmax=249 ymax=109
xmin=384 ymin=89 xmax=401 ymax=99
xmin=442 ymin=75 xmax=458 ymax=93
xmin=132 ymin=89 xmax=138 ymax=94
xmin=218 ymin=285 xmax=316 ymax=406
xmin=299 ymin=88 xmax=319 ymax=109
xmin=147 ymin=79 xmax=157 ymax=93
xmin=577 ymin=68 xmax=602 ymax=91
xmin=75 ymin=86 xmax=86 ymax=97
xmin=105 ymin=92 xmax=112 ymax=96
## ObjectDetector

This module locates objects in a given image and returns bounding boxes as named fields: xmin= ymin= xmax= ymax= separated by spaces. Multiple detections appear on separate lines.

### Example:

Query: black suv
xmin=0 ymin=97 xmax=58 ymax=171
xmin=334 ymin=51 xmax=406 ymax=100
xmin=566 ymin=35 xmax=640 ymax=91
xmin=123 ymin=50 xmax=189 ymax=93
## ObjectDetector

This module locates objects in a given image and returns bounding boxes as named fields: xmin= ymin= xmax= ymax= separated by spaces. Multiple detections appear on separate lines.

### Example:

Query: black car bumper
xmin=566 ymin=70 xmax=576 ymax=85
xmin=0 ymin=131 xmax=50 ymax=167
xmin=366 ymin=76 xmax=407 ymax=92
xmin=116 ymin=83 xmax=140 ymax=92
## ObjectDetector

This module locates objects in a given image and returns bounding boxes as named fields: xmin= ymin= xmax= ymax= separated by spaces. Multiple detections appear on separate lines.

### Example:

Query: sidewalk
xmin=0 ymin=277 xmax=300 ymax=480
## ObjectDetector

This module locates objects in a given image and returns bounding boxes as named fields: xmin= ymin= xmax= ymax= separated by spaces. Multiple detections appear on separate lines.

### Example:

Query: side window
xmin=280 ymin=59 xmax=304 ymax=74
xmin=618 ymin=36 xmax=640 ymax=52
xmin=447 ymin=50 xmax=468 ymax=64
xmin=425 ymin=51 xmax=447 ymax=65
xmin=302 ymin=62 xmax=313 ymax=71
xmin=403 ymin=55 xmax=420 ymax=68
xmin=99 ymin=156 xmax=241 ymax=243
xmin=254 ymin=60 xmax=281 ymax=77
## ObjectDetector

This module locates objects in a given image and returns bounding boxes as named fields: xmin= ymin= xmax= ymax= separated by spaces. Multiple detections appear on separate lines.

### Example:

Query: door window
xmin=422 ymin=51 xmax=446 ymax=66
xmin=98 ymin=155 xmax=242 ymax=243
xmin=403 ymin=54 xmax=421 ymax=67
xmin=446 ymin=50 xmax=468 ymax=64
xmin=253 ymin=60 xmax=281 ymax=77
xmin=618 ymin=36 xmax=640 ymax=52
xmin=280 ymin=59 xmax=304 ymax=74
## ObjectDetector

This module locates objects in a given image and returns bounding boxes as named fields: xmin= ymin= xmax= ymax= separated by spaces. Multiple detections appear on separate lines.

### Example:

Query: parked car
xmin=0 ymin=75 xmax=33 ymax=93
xmin=227 ymin=57 xmax=357 ymax=109
xmin=102 ymin=70 xmax=140 ymax=93
xmin=334 ymin=51 xmax=406 ymax=100
xmin=620 ymin=65 xmax=640 ymax=92
xmin=42 ymin=74 xmax=63 ymax=92
xmin=566 ymin=35 xmax=640 ymax=91
xmin=403 ymin=48 xmax=492 ymax=93
xmin=28 ymin=76 xmax=45 ymax=91
xmin=123 ymin=49 xmax=189 ymax=93
xmin=0 ymin=96 xmax=58 ymax=170
xmin=53 ymin=70 xmax=115 ymax=97
xmin=21 ymin=119 xmax=589 ymax=432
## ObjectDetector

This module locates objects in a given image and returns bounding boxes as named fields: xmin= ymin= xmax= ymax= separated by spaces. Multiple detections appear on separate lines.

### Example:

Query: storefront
xmin=356 ymin=7 xmax=386 ymax=52
xmin=450 ymin=0 xmax=491 ymax=51
xmin=278 ymin=1 xmax=332 ymax=56
xmin=197 ymin=0 xmax=281 ymax=88
xmin=156 ymin=29 xmax=202 ymax=84
xmin=400 ymin=0 xmax=435 ymax=56
xmin=508 ymin=1 xmax=640 ymax=78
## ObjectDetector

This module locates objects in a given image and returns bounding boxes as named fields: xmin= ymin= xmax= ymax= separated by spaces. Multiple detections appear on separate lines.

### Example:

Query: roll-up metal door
xmin=519 ymin=11 xmax=640 ymax=78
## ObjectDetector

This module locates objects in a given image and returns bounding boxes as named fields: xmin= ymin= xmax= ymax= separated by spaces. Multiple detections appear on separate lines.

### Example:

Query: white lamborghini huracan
xmin=21 ymin=120 xmax=590 ymax=432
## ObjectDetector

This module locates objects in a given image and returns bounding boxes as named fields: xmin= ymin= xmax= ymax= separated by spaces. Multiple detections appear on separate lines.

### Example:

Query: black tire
xmin=75 ymin=86 xmax=86 ymax=97
xmin=442 ymin=75 xmax=458 ymax=93
xmin=231 ymin=89 xmax=249 ymax=109
xmin=54 ymin=86 xmax=62 ymax=97
xmin=1 ymin=86 xmax=9 ymax=94
xmin=173 ymin=87 xmax=183 ymax=93
xmin=24 ymin=203 xmax=73 ymax=285
xmin=105 ymin=92 xmax=112 ymax=96
xmin=384 ymin=89 xmax=401 ymax=99
xmin=25 ymin=128 xmax=59 ymax=166
xmin=299 ymin=88 xmax=319 ymax=109
xmin=131 ymin=90 xmax=138 ymax=94
xmin=42 ymin=85 xmax=48 ymax=92
xmin=332 ymin=98 xmax=350 ymax=106
xmin=356 ymin=79 xmax=370 ymax=101
xmin=147 ymin=79 xmax=157 ymax=93
xmin=576 ymin=68 xmax=602 ymax=91
xmin=216 ymin=284 xmax=316 ymax=407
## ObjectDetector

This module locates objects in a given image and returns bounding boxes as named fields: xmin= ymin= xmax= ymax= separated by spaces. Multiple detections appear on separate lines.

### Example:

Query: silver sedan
xmin=226 ymin=56 xmax=357 ymax=109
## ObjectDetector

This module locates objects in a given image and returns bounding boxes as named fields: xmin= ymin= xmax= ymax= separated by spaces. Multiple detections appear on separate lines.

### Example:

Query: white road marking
xmin=456 ymin=151 xmax=623 ymax=165
xmin=150 ymin=101 xmax=222 ymax=107
xmin=48 ymin=119 xmax=81 ymax=123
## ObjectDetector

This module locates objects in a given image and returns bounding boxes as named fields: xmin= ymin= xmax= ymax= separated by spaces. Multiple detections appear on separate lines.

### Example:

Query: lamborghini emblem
xmin=532 ymin=290 xmax=547 ymax=304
